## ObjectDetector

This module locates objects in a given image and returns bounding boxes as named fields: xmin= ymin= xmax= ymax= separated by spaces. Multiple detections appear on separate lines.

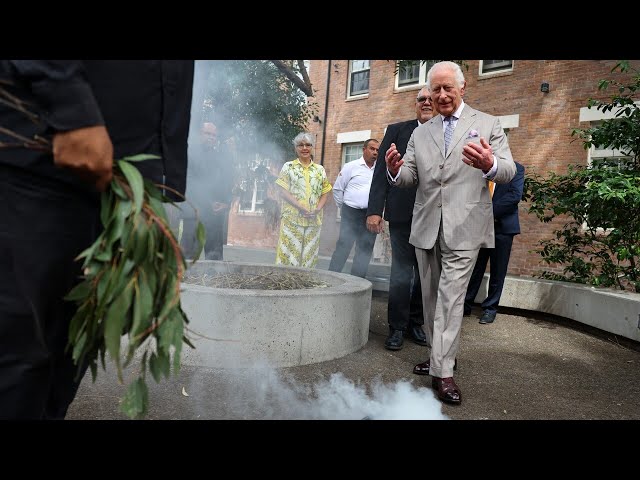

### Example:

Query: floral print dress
xmin=275 ymin=159 xmax=332 ymax=268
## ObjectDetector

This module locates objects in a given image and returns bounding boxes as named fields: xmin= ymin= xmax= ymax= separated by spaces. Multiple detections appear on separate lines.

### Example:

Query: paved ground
xmin=66 ymin=290 xmax=640 ymax=420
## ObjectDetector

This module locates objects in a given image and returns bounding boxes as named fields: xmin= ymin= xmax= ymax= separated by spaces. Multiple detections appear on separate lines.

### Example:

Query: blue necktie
xmin=444 ymin=116 xmax=455 ymax=156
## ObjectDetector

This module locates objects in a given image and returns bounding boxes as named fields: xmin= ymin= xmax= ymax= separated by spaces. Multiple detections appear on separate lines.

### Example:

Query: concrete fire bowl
xmin=179 ymin=261 xmax=372 ymax=368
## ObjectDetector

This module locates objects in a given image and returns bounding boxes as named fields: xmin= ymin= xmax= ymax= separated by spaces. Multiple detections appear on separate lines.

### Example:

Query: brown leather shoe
xmin=431 ymin=377 xmax=462 ymax=405
xmin=412 ymin=358 xmax=457 ymax=376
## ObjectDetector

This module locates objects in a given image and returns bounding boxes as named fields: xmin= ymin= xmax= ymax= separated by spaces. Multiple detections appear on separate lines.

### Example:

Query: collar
xmin=441 ymin=100 xmax=466 ymax=121
xmin=293 ymin=158 xmax=314 ymax=168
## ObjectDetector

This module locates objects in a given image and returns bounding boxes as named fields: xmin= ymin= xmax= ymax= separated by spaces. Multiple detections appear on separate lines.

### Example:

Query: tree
xmin=524 ymin=61 xmax=640 ymax=292
xmin=197 ymin=60 xmax=317 ymax=167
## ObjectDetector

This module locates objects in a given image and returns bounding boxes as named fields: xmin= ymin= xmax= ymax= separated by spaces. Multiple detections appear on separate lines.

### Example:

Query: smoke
xmin=178 ymin=60 xmax=298 ymax=257
xmin=189 ymin=363 xmax=448 ymax=420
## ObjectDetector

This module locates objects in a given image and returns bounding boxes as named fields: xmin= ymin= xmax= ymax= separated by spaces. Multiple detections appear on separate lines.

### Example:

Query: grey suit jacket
xmin=394 ymin=104 xmax=516 ymax=251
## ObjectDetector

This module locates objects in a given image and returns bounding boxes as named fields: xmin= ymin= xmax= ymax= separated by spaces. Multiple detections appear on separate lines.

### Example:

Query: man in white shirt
xmin=328 ymin=138 xmax=380 ymax=278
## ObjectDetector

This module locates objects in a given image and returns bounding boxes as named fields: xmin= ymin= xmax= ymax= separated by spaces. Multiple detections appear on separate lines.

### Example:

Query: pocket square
xmin=466 ymin=129 xmax=479 ymax=139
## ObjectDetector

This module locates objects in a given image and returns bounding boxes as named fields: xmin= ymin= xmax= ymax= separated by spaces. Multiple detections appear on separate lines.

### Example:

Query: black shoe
xmin=463 ymin=307 xmax=471 ymax=316
xmin=384 ymin=330 xmax=404 ymax=351
xmin=479 ymin=311 xmax=496 ymax=324
xmin=408 ymin=325 xmax=428 ymax=346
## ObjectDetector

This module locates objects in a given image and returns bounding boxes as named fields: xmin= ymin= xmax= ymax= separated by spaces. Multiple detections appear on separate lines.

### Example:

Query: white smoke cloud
xmin=190 ymin=364 xmax=448 ymax=420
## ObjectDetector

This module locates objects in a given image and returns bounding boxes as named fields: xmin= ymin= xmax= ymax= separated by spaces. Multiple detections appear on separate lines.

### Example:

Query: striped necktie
xmin=444 ymin=116 xmax=455 ymax=156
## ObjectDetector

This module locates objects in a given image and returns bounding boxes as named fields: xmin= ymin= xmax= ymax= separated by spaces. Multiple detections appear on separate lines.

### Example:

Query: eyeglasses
xmin=416 ymin=96 xmax=431 ymax=104
xmin=296 ymin=143 xmax=313 ymax=148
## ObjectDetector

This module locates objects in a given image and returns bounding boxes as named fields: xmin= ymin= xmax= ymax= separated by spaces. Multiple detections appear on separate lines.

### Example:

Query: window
xmin=398 ymin=60 xmax=420 ymax=86
xmin=579 ymin=105 xmax=638 ymax=167
xmin=395 ymin=60 xmax=434 ymax=89
xmin=480 ymin=60 xmax=513 ymax=75
xmin=348 ymin=60 xmax=370 ymax=97
xmin=238 ymin=178 xmax=266 ymax=213
xmin=238 ymin=155 xmax=271 ymax=214
xmin=342 ymin=143 xmax=362 ymax=167
xmin=578 ymin=114 xmax=636 ymax=231
xmin=586 ymin=121 xmax=633 ymax=167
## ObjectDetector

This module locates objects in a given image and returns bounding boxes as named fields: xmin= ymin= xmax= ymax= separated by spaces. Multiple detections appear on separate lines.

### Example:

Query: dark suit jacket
xmin=493 ymin=161 xmax=525 ymax=235
xmin=0 ymin=60 xmax=193 ymax=200
xmin=367 ymin=119 xmax=420 ymax=223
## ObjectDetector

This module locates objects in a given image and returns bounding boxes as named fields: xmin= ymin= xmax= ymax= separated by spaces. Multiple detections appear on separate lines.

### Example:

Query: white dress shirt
xmin=333 ymin=156 xmax=376 ymax=210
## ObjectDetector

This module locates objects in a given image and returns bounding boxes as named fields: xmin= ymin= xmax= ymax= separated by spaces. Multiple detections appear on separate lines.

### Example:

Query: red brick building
xmin=228 ymin=60 xmax=638 ymax=278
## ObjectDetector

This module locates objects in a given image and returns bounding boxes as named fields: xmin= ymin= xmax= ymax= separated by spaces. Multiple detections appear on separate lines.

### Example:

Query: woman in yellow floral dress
xmin=275 ymin=132 xmax=332 ymax=268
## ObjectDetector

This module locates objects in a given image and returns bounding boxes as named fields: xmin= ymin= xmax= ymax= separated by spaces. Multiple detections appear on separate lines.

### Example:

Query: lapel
xmin=445 ymin=105 xmax=477 ymax=159
xmin=428 ymin=116 xmax=445 ymax=158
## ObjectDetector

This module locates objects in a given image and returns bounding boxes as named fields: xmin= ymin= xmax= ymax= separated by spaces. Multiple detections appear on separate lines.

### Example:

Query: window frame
xmin=347 ymin=60 xmax=370 ymax=98
xmin=394 ymin=60 xmax=434 ymax=91
xmin=237 ymin=178 xmax=267 ymax=214
xmin=479 ymin=60 xmax=514 ymax=77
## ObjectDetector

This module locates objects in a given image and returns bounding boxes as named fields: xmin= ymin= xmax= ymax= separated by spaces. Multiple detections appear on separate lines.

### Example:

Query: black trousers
xmin=464 ymin=233 xmax=515 ymax=315
xmin=329 ymin=204 xmax=376 ymax=278
xmin=0 ymin=170 xmax=100 ymax=419
xmin=388 ymin=221 xmax=423 ymax=331
xmin=204 ymin=210 xmax=228 ymax=261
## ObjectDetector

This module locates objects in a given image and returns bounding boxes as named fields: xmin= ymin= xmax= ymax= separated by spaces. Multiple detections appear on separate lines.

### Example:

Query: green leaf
xmin=148 ymin=195 xmax=168 ymax=223
xmin=100 ymin=189 xmax=112 ymax=227
xmin=72 ymin=331 xmax=88 ymax=362
xmin=155 ymin=349 xmax=171 ymax=379
xmin=192 ymin=221 xmax=206 ymax=262
xmin=131 ymin=278 xmax=153 ymax=341
xmin=120 ymin=377 xmax=149 ymax=419
xmin=104 ymin=281 xmax=134 ymax=379
xmin=121 ymin=154 xmax=161 ymax=163
xmin=149 ymin=352 xmax=162 ymax=383
xmin=132 ymin=220 xmax=148 ymax=265
xmin=111 ymin=179 xmax=128 ymax=200
xmin=118 ymin=160 xmax=145 ymax=215
xmin=64 ymin=281 xmax=92 ymax=302
xmin=105 ymin=199 xmax=132 ymax=249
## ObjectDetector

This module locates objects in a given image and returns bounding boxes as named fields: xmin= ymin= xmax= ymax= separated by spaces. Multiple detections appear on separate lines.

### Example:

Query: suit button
xmin=439 ymin=164 xmax=444 ymax=169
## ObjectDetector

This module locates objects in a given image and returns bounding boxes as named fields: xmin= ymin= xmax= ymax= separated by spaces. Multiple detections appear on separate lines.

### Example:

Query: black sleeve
xmin=7 ymin=60 xmax=104 ymax=131
xmin=493 ymin=162 xmax=525 ymax=219
xmin=367 ymin=123 xmax=398 ymax=217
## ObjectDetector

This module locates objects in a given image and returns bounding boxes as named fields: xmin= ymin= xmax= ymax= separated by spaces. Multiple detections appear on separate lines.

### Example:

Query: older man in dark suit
xmin=464 ymin=161 xmax=525 ymax=324
xmin=366 ymin=87 xmax=435 ymax=351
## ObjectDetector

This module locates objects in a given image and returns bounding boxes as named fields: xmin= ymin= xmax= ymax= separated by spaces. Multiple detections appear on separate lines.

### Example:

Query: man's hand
xmin=462 ymin=137 xmax=494 ymax=172
xmin=385 ymin=142 xmax=404 ymax=177
xmin=52 ymin=125 xmax=113 ymax=191
xmin=366 ymin=214 xmax=384 ymax=234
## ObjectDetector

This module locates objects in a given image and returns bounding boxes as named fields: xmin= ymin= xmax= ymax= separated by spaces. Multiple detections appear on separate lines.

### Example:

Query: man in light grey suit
xmin=385 ymin=61 xmax=516 ymax=405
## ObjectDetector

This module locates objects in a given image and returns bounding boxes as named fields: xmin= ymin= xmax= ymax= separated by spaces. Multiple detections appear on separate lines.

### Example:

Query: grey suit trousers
xmin=415 ymin=222 xmax=479 ymax=378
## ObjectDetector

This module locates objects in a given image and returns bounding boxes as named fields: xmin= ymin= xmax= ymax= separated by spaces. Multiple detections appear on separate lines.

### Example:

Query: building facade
xmin=227 ymin=60 xmax=637 ymax=278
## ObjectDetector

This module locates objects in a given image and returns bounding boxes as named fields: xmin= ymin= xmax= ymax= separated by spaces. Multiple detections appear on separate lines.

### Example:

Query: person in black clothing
xmin=366 ymin=87 xmax=435 ymax=351
xmin=0 ymin=60 xmax=194 ymax=419
xmin=464 ymin=161 xmax=525 ymax=324
xmin=184 ymin=121 xmax=235 ymax=260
